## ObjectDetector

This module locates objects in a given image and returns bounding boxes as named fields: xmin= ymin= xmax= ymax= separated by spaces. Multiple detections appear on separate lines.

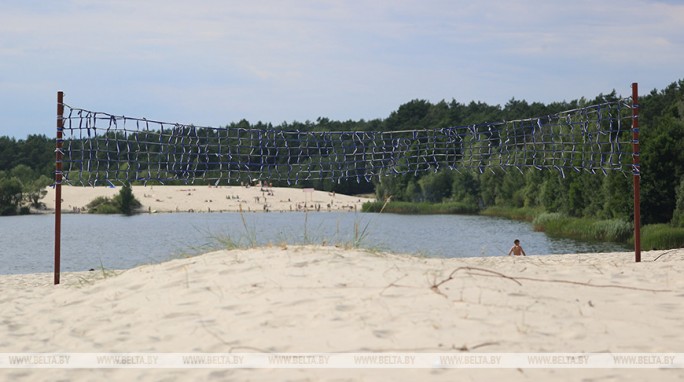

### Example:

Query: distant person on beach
xmin=507 ymin=239 xmax=526 ymax=256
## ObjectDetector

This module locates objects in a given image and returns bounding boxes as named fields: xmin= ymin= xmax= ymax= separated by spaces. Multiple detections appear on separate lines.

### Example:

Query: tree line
xmin=1 ymin=80 xmax=683 ymax=228
xmin=0 ymin=135 xmax=54 ymax=215
xmin=373 ymin=81 xmax=684 ymax=230
xmin=372 ymin=81 xmax=684 ymax=229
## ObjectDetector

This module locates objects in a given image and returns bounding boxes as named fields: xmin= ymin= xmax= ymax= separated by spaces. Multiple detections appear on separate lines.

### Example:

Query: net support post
xmin=55 ymin=91 xmax=64 ymax=284
xmin=631 ymin=83 xmax=641 ymax=263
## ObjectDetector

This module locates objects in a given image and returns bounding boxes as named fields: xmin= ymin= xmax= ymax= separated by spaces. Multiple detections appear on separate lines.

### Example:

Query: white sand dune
xmin=1 ymin=245 xmax=683 ymax=381
xmin=43 ymin=185 xmax=374 ymax=214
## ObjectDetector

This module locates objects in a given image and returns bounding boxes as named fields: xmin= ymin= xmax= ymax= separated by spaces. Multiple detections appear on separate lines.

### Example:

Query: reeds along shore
xmin=367 ymin=201 xmax=684 ymax=250
xmin=1 ymin=245 xmax=683 ymax=382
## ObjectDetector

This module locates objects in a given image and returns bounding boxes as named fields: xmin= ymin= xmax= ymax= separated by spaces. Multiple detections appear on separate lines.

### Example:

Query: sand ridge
xmin=43 ymin=185 xmax=374 ymax=214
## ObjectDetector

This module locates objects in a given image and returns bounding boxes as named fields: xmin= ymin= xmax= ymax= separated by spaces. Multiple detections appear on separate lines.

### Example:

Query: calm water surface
xmin=0 ymin=212 xmax=630 ymax=274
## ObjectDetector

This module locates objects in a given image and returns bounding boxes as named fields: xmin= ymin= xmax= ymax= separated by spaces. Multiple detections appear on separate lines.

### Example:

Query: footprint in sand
xmin=372 ymin=329 xmax=395 ymax=339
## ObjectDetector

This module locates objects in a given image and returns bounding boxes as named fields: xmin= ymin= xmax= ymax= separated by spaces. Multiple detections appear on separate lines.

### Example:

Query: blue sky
xmin=1 ymin=0 xmax=683 ymax=138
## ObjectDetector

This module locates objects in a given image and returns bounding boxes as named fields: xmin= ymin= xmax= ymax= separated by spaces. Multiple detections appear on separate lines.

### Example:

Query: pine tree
xmin=115 ymin=183 xmax=140 ymax=216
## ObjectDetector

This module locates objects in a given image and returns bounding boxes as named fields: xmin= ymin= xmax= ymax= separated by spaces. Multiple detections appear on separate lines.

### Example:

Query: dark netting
xmin=57 ymin=98 xmax=635 ymax=186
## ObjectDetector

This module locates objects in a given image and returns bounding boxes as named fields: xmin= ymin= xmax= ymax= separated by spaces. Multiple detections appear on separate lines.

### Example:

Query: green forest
xmin=1 ymin=80 xmax=683 ymax=249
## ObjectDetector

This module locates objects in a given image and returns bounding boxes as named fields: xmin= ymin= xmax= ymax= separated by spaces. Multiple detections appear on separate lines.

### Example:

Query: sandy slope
xmin=1 ymin=245 xmax=683 ymax=381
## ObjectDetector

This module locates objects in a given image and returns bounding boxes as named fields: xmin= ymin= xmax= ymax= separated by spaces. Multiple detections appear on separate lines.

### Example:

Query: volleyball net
xmin=56 ymin=98 xmax=635 ymax=187
xmin=52 ymin=87 xmax=642 ymax=285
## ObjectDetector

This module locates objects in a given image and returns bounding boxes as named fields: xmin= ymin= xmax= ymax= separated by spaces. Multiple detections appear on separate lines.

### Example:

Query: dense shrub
xmin=86 ymin=184 xmax=141 ymax=215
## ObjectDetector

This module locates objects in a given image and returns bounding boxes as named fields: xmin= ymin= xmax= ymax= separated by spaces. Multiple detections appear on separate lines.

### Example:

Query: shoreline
xmin=2 ymin=246 xmax=675 ymax=283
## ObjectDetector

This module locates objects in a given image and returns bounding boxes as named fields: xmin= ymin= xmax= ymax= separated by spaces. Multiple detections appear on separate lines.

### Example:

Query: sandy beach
xmin=1 ymin=245 xmax=683 ymax=381
xmin=43 ymin=185 xmax=374 ymax=214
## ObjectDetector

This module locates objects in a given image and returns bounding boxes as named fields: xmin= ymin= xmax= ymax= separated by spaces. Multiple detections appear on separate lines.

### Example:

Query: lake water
xmin=0 ymin=212 xmax=630 ymax=274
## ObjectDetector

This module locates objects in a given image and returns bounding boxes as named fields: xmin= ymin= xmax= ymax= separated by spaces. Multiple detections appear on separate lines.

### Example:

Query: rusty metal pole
xmin=55 ymin=91 xmax=64 ymax=284
xmin=632 ymin=83 xmax=641 ymax=263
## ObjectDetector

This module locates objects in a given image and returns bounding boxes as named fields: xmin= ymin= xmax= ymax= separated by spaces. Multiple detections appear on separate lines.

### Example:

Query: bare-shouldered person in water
xmin=507 ymin=239 xmax=526 ymax=256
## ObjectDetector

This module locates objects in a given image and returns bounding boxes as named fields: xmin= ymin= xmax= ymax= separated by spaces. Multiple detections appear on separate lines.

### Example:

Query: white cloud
xmin=0 ymin=0 xmax=682 ymax=137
